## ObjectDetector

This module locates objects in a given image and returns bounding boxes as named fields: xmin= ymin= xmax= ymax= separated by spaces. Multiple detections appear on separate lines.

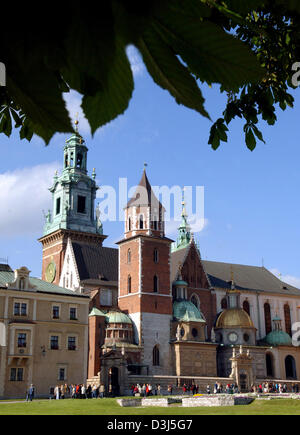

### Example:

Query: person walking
xmin=99 ymin=384 xmax=105 ymax=399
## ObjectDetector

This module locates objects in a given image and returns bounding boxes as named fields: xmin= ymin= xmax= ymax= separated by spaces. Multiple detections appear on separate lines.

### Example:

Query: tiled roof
xmin=170 ymin=247 xmax=300 ymax=296
xmin=202 ymin=260 xmax=300 ymax=296
xmin=72 ymin=242 xmax=118 ymax=282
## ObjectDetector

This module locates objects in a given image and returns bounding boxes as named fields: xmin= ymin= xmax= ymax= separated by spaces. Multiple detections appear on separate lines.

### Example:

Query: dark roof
xmin=171 ymin=247 xmax=189 ymax=282
xmin=72 ymin=242 xmax=118 ymax=282
xmin=126 ymin=170 xmax=163 ymax=210
xmin=202 ymin=260 xmax=300 ymax=296
xmin=0 ymin=264 xmax=13 ymax=272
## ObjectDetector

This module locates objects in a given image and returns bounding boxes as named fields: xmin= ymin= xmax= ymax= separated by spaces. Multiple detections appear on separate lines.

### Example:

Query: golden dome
xmin=216 ymin=308 xmax=254 ymax=329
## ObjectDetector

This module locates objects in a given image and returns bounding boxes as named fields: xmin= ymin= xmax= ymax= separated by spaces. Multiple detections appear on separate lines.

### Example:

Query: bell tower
xmin=39 ymin=122 xmax=106 ymax=285
xmin=118 ymin=168 xmax=173 ymax=375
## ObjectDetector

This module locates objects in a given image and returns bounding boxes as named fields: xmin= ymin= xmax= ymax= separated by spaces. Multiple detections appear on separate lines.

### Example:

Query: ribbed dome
xmin=216 ymin=308 xmax=254 ymax=328
xmin=265 ymin=330 xmax=292 ymax=346
xmin=105 ymin=311 xmax=132 ymax=325
xmin=173 ymin=300 xmax=205 ymax=323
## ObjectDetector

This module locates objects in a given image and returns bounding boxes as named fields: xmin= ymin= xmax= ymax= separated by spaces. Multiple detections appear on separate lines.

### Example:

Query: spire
xmin=172 ymin=188 xmax=191 ymax=252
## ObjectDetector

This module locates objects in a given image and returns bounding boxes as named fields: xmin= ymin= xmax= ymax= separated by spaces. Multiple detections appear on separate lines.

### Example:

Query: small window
xmin=52 ymin=306 xmax=60 ymax=319
xmin=77 ymin=196 xmax=86 ymax=214
xmin=153 ymin=275 xmax=159 ymax=293
xmin=17 ymin=333 xmax=27 ymax=348
xmin=128 ymin=276 xmax=132 ymax=294
xmin=68 ymin=337 xmax=77 ymax=351
xmin=153 ymin=346 xmax=160 ymax=366
xmin=10 ymin=368 xmax=23 ymax=382
xmin=128 ymin=249 xmax=131 ymax=264
xmin=14 ymin=302 xmax=27 ymax=317
xmin=192 ymin=328 xmax=198 ymax=338
xmin=70 ymin=307 xmax=77 ymax=320
xmin=50 ymin=336 xmax=59 ymax=350
xmin=56 ymin=197 xmax=61 ymax=215
xmin=139 ymin=215 xmax=144 ymax=230
xmin=153 ymin=249 xmax=159 ymax=264
xmin=128 ymin=217 xmax=131 ymax=232
xmin=59 ymin=368 xmax=66 ymax=381
xmin=76 ymin=153 xmax=83 ymax=169
xmin=100 ymin=289 xmax=113 ymax=306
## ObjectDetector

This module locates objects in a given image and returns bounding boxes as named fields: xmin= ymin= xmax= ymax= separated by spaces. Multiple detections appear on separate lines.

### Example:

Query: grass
xmin=0 ymin=398 xmax=300 ymax=415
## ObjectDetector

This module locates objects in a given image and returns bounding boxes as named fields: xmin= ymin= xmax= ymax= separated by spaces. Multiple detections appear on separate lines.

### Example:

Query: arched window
xmin=264 ymin=303 xmax=272 ymax=335
xmin=266 ymin=353 xmax=274 ymax=378
xmin=243 ymin=300 xmax=250 ymax=316
xmin=153 ymin=275 xmax=159 ymax=293
xmin=153 ymin=249 xmax=159 ymax=264
xmin=19 ymin=278 xmax=25 ymax=290
xmin=128 ymin=217 xmax=131 ymax=232
xmin=285 ymin=355 xmax=297 ymax=379
xmin=221 ymin=298 xmax=228 ymax=310
xmin=284 ymin=304 xmax=292 ymax=336
xmin=153 ymin=345 xmax=160 ymax=366
xmin=128 ymin=275 xmax=132 ymax=294
xmin=191 ymin=294 xmax=200 ymax=310
xmin=153 ymin=219 xmax=158 ymax=231
xmin=139 ymin=215 xmax=144 ymax=230
xmin=127 ymin=249 xmax=131 ymax=264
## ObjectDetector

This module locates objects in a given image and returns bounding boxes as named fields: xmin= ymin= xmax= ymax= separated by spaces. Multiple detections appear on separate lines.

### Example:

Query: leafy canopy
xmin=0 ymin=0 xmax=299 ymax=150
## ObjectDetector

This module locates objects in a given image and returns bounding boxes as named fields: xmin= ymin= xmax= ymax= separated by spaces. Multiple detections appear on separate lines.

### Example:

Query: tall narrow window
xmin=153 ymin=275 xmax=159 ymax=293
xmin=221 ymin=298 xmax=228 ymax=310
xmin=139 ymin=215 xmax=144 ymax=230
xmin=128 ymin=276 xmax=132 ymax=294
xmin=56 ymin=197 xmax=61 ymax=215
xmin=128 ymin=217 xmax=131 ymax=232
xmin=243 ymin=300 xmax=250 ymax=316
xmin=76 ymin=153 xmax=83 ymax=169
xmin=153 ymin=345 xmax=160 ymax=366
xmin=284 ymin=304 xmax=292 ymax=336
xmin=264 ymin=303 xmax=272 ymax=335
xmin=153 ymin=249 xmax=159 ymax=264
xmin=128 ymin=249 xmax=131 ymax=264
xmin=77 ymin=196 xmax=86 ymax=214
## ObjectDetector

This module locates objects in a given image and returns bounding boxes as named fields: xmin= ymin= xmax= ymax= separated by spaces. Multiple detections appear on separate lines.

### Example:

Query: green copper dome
xmin=174 ymin=279 xmax=188 ymax=287
xmin=265 ymin=330 xmax=292 ymax=347
xmin=105 ymin=311 xmax=132 ymax=325
xmin=173 ymin=300 xmax=205 ymax=323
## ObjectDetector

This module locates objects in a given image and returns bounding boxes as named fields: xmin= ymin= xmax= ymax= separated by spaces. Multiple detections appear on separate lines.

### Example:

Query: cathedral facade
xmin=40 ymin=129 xmax=300 ymax=393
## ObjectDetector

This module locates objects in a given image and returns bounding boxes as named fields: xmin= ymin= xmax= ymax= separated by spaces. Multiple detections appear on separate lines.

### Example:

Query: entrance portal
xmin=109 ymin=367 xmax=120 ymax=396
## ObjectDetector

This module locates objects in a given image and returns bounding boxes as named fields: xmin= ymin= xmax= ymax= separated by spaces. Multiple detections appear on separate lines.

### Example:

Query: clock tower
xmin=39 ymin=123 xmax=106 ymax=285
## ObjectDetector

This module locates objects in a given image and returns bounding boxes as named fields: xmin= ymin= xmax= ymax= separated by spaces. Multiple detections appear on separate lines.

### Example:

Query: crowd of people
xmin=25 ymin=380 xmax=300 ymax=401
xmin=251 ymin=382 xmax=299 ymax=394
xmin=50 ymin=383 xmax=106 ymax=400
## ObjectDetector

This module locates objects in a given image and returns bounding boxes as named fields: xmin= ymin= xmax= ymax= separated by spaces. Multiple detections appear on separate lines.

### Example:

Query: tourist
xmin=81 ymin=384 xmax=87 ymax=399
xmin=92 ymin=384 xmax=98 ymax=398
xmin=60 ymin=384 xmax=65 ymax=399
xmin=157 ymin=384 xmax=161 ymax=396
xmin=206 ymin=385 xmax=211 ymax=395
xmin=168 ymin=384 xmax=173 ymax=395
xmin=99 ymin=384 xmax=105 ymax=399
xmin=142 ymin=384 xmax=147 ymax=397
xmin=148 ymin=384 xmax=153 ymax=396
xmin=54 ymin=385 xmax=60 ymax=400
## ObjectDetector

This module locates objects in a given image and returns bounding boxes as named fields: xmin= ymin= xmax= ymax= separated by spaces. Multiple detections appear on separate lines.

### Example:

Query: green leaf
xmin=138 ymin=24 xmax=210 ymax=119
xmin=155 ymin=1 xmax=264 ymax=91
xmin=245 ymin=126 xmax=257 ymax=151
xmin=82 ymin=36 xmax=134 ymax=135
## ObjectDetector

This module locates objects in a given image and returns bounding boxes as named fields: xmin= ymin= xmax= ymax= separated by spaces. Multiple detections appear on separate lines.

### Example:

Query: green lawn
xmin=0 ymin=398 xmax=300 ymax=415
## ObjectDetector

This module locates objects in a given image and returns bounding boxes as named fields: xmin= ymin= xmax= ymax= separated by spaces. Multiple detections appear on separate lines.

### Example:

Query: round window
xmin=192 ymin=328 xmax=198 ymax=338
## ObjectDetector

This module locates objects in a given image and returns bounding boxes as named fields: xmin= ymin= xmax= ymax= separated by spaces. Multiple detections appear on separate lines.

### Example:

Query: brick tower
xmin=39 ymin=122 xmax=106 ymax=285
xmin=117 ymin=169 xmax=173 ymax=375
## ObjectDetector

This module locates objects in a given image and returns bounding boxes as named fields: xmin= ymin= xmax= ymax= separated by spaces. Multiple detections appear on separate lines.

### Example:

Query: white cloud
xmin=270 ymin=268 xmax=300 ymax=289
xmin=63 ymin=90 xmax=91 ymax=135
xmin=0 ymin=163 xmax=59 ymax=237
xmin=126 ymin=45 xmax=145 ymax=77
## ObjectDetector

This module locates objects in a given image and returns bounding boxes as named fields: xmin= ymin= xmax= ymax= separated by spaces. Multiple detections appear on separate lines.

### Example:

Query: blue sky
xmin=0 ymin=47 xmax=299 ymax=287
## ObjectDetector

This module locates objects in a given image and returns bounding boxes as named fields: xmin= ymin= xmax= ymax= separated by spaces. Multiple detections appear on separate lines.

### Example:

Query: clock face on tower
xmin=45 ymin=261 xmax=56 ymax=283
xmin=228 ymin=332 xmax=238 ymax=344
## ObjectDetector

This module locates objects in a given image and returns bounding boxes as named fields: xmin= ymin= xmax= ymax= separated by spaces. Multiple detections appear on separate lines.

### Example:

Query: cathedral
xmin=39 ymin=127 xmax=300 ymax=394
